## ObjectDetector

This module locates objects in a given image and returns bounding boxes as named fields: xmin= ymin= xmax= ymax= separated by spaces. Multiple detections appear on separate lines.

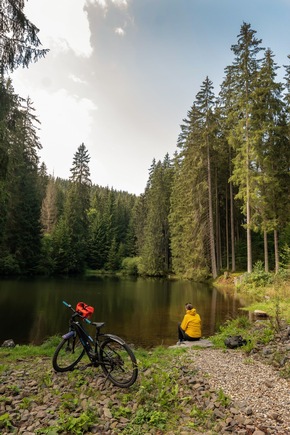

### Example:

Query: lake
xmin=0 ymin=276 xmax=244 ymax=348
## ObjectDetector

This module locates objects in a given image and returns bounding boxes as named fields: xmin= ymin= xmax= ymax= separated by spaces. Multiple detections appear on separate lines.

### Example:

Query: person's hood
xmin=187 ymin=308 xmax=196 ymax=316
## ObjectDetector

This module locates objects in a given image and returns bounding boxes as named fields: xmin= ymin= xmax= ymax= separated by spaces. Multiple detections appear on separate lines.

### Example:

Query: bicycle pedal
xmin=87 ymin=362 xmax=99 ymax=368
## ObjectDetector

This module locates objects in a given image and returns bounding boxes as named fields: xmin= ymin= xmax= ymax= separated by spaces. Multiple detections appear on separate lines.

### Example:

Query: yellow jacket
xmin=181 ymin=308 xmax=201 ymax=338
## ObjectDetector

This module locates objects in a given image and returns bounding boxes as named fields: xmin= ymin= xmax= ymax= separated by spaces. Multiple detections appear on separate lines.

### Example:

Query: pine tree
xmin=1 ymin=93 xmax=42 ymax=273
xmin=0 ymin=79 xmax=16 ymax=250
xmin=0 ymin=0 xmax=48 ymax=74
xmin=132 ymin=193 xmax=147 ymax=256
xmin=251 ymin=48 xmax=287 ymax=271
xmin=87 ymin=200 xmax=110 ymax=270
xmin=140 ymin=155 xmax=174 ymax=276
xmin=41 ymin=176 xmax=58 ymax=234
xmin=225 ymin=22 xmax=265 ymax=272
xmin=169 ymin=78 xmax=220 ymax=279
xmin=169 ymin=104 xmax=209 ymax=279
xmin=195 ymin=77 xmax=219 ymax=278
xmin=218 ymin=67 xmax=240 ymax=272
xmin=53 ymin=143 xmax=91 ymax=273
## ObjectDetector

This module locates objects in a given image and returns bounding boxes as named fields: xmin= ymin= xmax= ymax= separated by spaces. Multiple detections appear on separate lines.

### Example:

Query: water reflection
xmin=0 ymin=276 xmax=244 ymax=348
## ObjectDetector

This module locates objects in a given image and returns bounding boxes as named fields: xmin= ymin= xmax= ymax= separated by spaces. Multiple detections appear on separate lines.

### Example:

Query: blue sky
xmin=12 ymin=0 xmax=290 ymax=194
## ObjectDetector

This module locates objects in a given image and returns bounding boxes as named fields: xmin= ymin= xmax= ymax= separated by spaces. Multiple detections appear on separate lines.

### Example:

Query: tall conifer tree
xmin=251 ymin=49 xmax=287 ymax=271
xmin=170 ymin=78 xmax=220 ymax=279
xmin=140 ymin=155 xmax=174 ymax=276
xmin=224 ymin=22 xmax=264 ymax=272
xmin=0 ymin=0 xmax=48 ymax=74
xmin=53 ymin=143 xmax=91 ymax=273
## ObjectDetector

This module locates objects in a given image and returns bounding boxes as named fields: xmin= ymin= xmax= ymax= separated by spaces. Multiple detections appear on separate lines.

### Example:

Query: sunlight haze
xmin=11 ymin=0 xmax=290 ymax=194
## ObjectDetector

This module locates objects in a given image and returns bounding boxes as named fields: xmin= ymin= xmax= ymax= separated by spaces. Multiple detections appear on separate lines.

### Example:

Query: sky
xmin=11 ymin=0 xmax=290 ymax=195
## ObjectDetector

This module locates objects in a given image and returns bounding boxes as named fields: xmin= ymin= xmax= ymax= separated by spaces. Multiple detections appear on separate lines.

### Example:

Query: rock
xmin=169 ymin=338 xmax=213 ymax=348
xmin=103 ymin=407 xmax=112 ymax=418
xmin=254 ymin=310 xmax=269 ymax=319
xmin=2 ymin=339 xmax=16 ymax=347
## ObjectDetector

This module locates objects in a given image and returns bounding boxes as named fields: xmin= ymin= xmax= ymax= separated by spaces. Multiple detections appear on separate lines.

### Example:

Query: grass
xmin=0 ymin=335 xmax=61 ymax=361
xmin=209 ymin=315 xmax=253 ymax=348
xmin=215 ymin=270 xmax=290 ymax=347
xmin=0 ymin=342 xmax=217 ymax=434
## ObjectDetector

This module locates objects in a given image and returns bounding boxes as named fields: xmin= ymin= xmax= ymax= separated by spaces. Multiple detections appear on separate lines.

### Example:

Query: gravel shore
xmin=188 ymin=347 xmax=290 ymax=434
xmin=1 ymin=326 xmax=290 ymax=434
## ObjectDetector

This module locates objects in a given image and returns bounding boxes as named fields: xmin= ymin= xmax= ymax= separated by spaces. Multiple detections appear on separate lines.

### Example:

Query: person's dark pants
xmin=178 ymin=323 xmax=200 ymax=341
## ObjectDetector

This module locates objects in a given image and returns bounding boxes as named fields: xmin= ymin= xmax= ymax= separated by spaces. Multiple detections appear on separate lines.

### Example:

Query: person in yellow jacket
xmin=178 ymin=303 xmax=201 ymax=344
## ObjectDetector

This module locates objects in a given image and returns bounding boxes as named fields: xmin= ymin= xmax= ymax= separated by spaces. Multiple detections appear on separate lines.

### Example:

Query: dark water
xmin=0 ymin=276 xmax=244 ymax=348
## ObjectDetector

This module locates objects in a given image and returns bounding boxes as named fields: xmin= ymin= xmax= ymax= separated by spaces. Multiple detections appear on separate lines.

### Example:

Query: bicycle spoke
xmin=52 ymin=336 xmax=85 ymax=372
xmin=100 ymin=338 xmax=138 ymax=388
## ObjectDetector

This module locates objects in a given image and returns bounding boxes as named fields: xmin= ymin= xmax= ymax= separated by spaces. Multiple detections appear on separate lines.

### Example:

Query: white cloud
xmin=88 ymin=0 xmax=128 ymax=8
xmin=115 ymin=27 xmax=125 ymax=36
xmin=69 ymin=74 xmax=87 ymax=84
xmin=112 ymin=0 xmax=128 ymax=6
xmin=33 ymin=89 xmax=97 ymax=178
xmin=24 ymin=0 xmax=92 ymax=57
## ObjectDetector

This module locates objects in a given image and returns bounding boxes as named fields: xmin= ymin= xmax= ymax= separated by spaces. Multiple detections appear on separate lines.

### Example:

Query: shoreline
xmin=1 ymin=322 xmax=290 ymax=434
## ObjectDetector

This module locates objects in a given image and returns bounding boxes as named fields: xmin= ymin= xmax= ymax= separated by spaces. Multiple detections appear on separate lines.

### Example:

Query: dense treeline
xmin=138 ymin=23 xmax=290 ymax=279
xmin=0 ymin=8 xmax=289 ymax=279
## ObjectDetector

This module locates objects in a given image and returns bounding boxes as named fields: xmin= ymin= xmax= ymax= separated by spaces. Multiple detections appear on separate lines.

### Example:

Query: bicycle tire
xmin=100 ymin=337 xmax=138 ymax=388
xmin=52 ymin=336 xmax=85 ymax=372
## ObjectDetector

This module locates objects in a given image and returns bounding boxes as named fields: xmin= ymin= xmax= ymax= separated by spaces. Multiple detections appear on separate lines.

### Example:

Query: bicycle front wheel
xmin=100 ymin=337 xmax=138 ymax=388
xmin=52 ymin=336 xmax=85 ymax=372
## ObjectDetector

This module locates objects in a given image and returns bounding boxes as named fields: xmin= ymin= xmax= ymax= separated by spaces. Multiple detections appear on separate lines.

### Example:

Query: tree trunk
xmin=229 ymin=157 xmax=236 ymax=272
xmin=246 ymin=117 xmax=252 ymax=273
xmin=274 ymin=229 xmax=279 ymax=273
xmin=207 ymin=142 xmax=218 ymax=278
xmin=215 ymin=169 xmax=222 ymax=270
xmin=264 ymin=230 xmax=269 ymax=273
xmin=225 ymin=183 xmax=230 ymax=271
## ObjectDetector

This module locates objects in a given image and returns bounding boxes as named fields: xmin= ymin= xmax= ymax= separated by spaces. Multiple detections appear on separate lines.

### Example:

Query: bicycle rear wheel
xmin=100 ymin=337 xmax=138 ymax=388
xmin=52 ymin=336 xmax=85 ymax=372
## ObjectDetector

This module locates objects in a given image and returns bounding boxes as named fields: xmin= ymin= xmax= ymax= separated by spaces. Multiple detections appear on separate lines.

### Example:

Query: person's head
xmin=185 ymin=302 xmax=193 ymax=310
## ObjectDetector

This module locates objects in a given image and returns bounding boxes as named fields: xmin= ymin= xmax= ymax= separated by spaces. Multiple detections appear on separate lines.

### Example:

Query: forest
xmin=0 ymin=2 xmax=290 ymax=280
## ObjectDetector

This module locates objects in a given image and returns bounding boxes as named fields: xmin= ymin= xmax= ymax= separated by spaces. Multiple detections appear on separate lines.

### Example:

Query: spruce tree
xmin=169 ymin=78 xmax=220 ymax=279
xmin=132 ymin=193 xmax=147 ymax=256
xmin=140 ymin=155 xmax=174 ymax=276
xmin=218 ymin=67 xmax=240 ymax=272
xmin=0 ymin=0 xmax=48 ymax=74
xmin=195 ymin=77 xmax=219 ymax=278
xmin=1 ymin=93 xmax=42 ymax=273
xmin=225 ymin=22 xmax=265 ymax=272
xmin=251 ymin=49 xmax=287 ymax=271
xmin=41 ymin=176 xmax=58 ymax=234
xmin=53 ymin=143 xmax=91 ymax=273
xmin=87 ymin=188 xmax=115 ymax=269
xmin=169 ymin=103 xmax=209 ymax=279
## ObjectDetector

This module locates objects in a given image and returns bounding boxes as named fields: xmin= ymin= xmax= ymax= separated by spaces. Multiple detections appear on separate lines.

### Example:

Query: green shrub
xmin=55 ymin=410 xmax=97 ymax=434
xmin=121 ymin=257 xmax=141 ymax=276
xmin=242 ymin=261 xmax=273 ymax=288
xmin=0 ymin=254 xmax=20 ymax=275
xmin=0 ymin=413 xmax=12 ymax=429
xmin=280 ymin=244 xmax=290 ymax=270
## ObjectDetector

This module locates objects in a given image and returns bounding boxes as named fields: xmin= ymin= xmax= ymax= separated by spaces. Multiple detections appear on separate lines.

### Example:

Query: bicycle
xmin=52 ymin=301 xmax=138 ymax=388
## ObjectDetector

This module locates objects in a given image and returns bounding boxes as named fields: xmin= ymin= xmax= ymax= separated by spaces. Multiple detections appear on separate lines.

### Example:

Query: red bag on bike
xmin=76 ymin=302 xmax=94 ymax=319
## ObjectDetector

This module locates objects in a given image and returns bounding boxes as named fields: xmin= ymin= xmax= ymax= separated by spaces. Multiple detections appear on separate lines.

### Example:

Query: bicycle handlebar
xmin=62 ymin=300 xmax=92 ymax=324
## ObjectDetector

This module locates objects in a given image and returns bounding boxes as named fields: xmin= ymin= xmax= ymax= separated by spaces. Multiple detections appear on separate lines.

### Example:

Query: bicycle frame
xmin=65 ymin=311 xmax=127 ymax=367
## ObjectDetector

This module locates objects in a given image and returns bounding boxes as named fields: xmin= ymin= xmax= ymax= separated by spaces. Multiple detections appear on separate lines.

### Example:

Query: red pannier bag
xmin=76 ymin=302 xmax=94 ymax=319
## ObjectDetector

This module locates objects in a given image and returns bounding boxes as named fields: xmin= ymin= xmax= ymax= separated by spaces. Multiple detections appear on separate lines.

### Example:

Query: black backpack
xmin=224 ymin=335 xmax=247 ymax=349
